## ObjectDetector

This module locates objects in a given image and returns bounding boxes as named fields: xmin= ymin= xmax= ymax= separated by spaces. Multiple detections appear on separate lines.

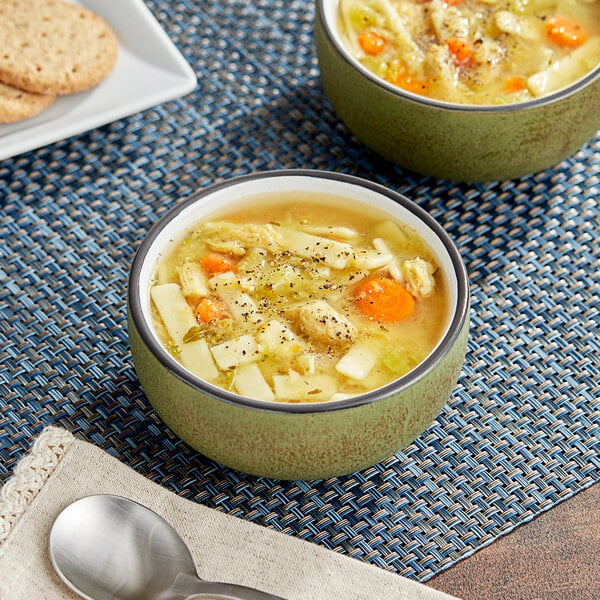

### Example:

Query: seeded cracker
xmin=0 ymin=0 xmax=118 ymax=96
xmin=0 ymin=81 xmax=56 ymax=122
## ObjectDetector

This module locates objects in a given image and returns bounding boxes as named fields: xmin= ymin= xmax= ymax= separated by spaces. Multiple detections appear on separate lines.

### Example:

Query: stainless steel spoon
xmin=49 ymin=494 xmax=286 ymax=600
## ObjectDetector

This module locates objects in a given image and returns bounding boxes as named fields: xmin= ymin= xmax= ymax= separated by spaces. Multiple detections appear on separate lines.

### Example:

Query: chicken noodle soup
xmin=150 ymin=194 xmax=448 ymax=403
xmin=338 ymin=0 xmax=600 ymax=105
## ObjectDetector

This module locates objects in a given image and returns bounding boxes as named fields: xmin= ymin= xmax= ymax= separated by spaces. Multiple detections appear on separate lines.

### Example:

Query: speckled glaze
xmin=315 ymin=0 xmax=600 ymax=182
xmin=127 ymin=171 xmax=470 ymax=480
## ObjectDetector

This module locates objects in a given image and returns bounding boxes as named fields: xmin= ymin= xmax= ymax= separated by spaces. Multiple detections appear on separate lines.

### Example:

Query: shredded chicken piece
xmin=292 ymin=300 xmax=357 ymax=345
xmin=197 ymin=221 xmax=284 ymax=256
xmin=402 ymin=257 xmax=436 ymax=298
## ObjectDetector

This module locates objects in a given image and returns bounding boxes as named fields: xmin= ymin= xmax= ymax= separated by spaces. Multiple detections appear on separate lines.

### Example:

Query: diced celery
xmin=266 ymin=264 xmax=304 ymax=293
xmin=382 ymin=348 xmax=421 ymax=377
xmin=256 ymin=320 xmax=307 ymax=374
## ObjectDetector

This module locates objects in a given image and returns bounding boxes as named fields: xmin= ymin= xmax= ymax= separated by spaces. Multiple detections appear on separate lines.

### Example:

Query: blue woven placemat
xmin=0 ymin=0 xmax=598 ymax=583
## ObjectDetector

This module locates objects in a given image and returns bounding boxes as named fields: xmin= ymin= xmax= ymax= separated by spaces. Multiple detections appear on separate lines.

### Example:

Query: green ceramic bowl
xmin=127 ymin=170 xmax=469 ymax=480
xmin=315 ymin=0 xmax=600 ymax=182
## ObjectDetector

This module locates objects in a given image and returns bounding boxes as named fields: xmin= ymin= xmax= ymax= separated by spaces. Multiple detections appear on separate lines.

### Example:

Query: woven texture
xmin=0 ymin=0 xmax=598 ymax=583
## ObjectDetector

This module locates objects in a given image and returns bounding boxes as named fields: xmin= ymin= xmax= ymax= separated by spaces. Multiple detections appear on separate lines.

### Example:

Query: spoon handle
xmin=167 ymin=572 xmax=287 ymax=600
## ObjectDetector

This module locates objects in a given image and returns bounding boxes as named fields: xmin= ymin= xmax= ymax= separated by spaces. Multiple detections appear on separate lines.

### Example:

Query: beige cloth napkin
xmin=0 ymin=426 xmax=460 ymax=600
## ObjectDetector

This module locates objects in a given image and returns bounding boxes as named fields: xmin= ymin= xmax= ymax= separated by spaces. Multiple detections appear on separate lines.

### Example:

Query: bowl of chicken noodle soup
xmin=128 ymin=171 xmax=469 ymax=479
xmin=315 ymin=0 xmax=600 ymax=181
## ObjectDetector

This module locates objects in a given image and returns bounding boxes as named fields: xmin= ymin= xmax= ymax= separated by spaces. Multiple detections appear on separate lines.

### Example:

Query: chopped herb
xmin=183 ymin=326 xmax=203 ymax=344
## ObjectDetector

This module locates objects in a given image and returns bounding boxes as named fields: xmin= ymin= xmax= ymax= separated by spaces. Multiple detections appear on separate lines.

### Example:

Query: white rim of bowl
xmin=128 ymin=170 xmax=470 ymax=414
xmin=316 ymin=0 xmax=600 ymax=112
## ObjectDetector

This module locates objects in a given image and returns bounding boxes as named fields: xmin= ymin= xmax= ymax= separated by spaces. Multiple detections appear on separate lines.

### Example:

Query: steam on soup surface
xmin=338 ymin=0 xmax=600 ymax=105
xmin=150 ymin=193 xmax=448 ymax=403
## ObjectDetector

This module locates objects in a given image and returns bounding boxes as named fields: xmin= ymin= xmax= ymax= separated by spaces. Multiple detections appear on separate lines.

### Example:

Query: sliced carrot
xmin=385 ymin=65 xmax=430 ymax=95
xmin=354 ymin=278 xmax=415 ymax=322
xmin=505 ymin=76 xmax=527 ymax=93
xmin=358 ymin=30 xmax=387 ymax=55
xmin=201 ymin=252 xmax=237 ymax=275
xmin=546 ymin=16 xmax=587 ymax=48
xmin=446 ymin=38 xmax=474 ymax=65
xmin=194 ymin=297 xmax=227 ymax=323
xmin=392 ymin=74 xmax=431 ymax=95
xmin=444 ymin=0 xmax=463 ymax=5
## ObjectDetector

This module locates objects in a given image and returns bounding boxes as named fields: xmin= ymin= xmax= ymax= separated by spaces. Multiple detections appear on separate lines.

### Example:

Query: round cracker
xmin=0 ymin=81 xmax=56 ymax=123
xmin=0 ymin=0 xmax=118 ymax=95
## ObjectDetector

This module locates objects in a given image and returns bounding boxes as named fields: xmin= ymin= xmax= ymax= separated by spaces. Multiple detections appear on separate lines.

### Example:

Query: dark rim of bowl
xmin=128 ymin=169 xmax=470 ymax=414
xmin=316 ymin=0 xmax=600 ymax=113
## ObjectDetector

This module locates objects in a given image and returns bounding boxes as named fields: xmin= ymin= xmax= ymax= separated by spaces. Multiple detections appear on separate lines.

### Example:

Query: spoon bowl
xmin=49 ymin=494 xmax=284 ymax=600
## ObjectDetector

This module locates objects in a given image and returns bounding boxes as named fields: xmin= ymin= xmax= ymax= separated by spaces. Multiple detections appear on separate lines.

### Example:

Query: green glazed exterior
xmin=315 ymin=3 xmax=600 ymax=182
xmin=128 ymin=306 xmax=469 ymax=480
xmin=127 ymin=171 xmax=470 ymax=480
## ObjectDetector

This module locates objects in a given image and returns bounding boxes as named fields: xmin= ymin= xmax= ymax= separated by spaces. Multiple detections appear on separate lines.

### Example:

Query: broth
xmin=338 ymin=0 xmax=600 ymax=105
xmin=150 ymin=193 xmax=449 ymax=403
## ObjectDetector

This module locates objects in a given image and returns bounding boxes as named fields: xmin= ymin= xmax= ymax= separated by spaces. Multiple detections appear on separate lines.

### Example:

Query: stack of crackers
xmin=0 ymin=0 xmax=118 ymax=123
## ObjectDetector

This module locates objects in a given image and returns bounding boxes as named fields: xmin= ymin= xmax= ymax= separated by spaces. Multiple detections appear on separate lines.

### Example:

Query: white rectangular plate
xmin=0 ymin=0 xmax=197 ymax=161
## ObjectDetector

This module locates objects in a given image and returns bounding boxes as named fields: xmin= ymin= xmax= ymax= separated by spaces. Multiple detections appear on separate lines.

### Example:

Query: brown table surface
xmin=429 ymin=483 xmax=600 ymax=600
